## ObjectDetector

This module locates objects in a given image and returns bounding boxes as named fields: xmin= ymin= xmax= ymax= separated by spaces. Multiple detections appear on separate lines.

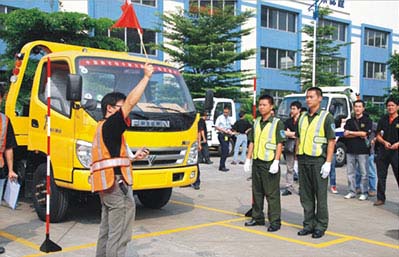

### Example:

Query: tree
xmin=387 ymin=52 xmax=399 ymax=87
xmin=285 ymin=8 xmax=351 ymax=91
xmin=0 ymin=8 xmax=127 ymax=84
xmin=156 ymin=7 xmax=256 ymax=100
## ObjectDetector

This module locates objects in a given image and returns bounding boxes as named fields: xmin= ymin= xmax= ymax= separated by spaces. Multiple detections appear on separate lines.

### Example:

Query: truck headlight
xmin=76 ymin=140 xmax=92 ymax=168
xmin=187 ymin=142 xmax=198 ymax=165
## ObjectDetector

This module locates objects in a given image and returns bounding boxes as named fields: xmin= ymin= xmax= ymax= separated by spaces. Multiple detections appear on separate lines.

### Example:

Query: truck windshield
xmin=76 ymin=57 xmax=196 ymax=131
xmin=277 ymin=96 xmax=328 ymax=121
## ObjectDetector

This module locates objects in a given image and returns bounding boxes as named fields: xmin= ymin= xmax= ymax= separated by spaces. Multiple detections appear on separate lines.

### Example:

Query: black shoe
xmin=297 ymin=229 xmax=313 ymax=236
xmin=267 ymin=225 xmax=281 ymax=232
xmin=193 ymin=184 xmax=200 ymax=190
xmin=239 ymin=161 xmax=245 ymax=165
xmin=293 ymin=173 xmax=299 ymax=181
xmin=281 ymin=189 xmax=292 ymax=196
xmin=219 ymin=168 xmax=229 ymax=172
xmin=206 ymin=160 xmax=213 ymax=164
xmin=312 ymin=229 xmax=325 ymax=239
xmin=0 ymin=247 xmax=5 ymax=254
xmin=244 ymin=219 xmax=265 ymax=226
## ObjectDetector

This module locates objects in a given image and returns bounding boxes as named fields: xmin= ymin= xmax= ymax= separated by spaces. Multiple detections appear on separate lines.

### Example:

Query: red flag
xmin=111 ymin=0 xmax=143 ymax=34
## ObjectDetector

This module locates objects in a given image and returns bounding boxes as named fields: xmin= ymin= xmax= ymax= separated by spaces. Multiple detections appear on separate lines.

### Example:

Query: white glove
xmin=320 ymin=162 xmax=331 ymax=179
xmin=269 ymin=160 xmax=280 ymax=174
xmin=294 ymin=160 xmax=298 ymax=174
xmin=244 ymin=158 xmax=252 ymax=173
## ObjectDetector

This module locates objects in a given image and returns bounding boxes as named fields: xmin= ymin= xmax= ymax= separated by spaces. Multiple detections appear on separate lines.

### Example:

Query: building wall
xmin=2 ymin=0 xmax=398 ymax=100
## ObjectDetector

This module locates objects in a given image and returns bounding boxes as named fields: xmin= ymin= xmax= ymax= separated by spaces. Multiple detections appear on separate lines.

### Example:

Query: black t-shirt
xmin=284 ymin=117 xmax=298 ymax=133
xmin=377 ymin=114 xmax=399 ymax=152
xmin=198 ymin=118 xmax=207 ymax=136
xmin=344 ymin=115 xmax=372 ymax=154
xmin=5 ymin=120 xmax=17 ymax=150
xmin=102 ymin=110 xmax=130 ymax=174
xmin=232 ymin=119 xmax=252 ymax=134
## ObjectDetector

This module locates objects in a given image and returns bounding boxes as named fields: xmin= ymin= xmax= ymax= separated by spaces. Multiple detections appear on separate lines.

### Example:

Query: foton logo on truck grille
xmin=131 ymin=119 xmax=170 ymax=128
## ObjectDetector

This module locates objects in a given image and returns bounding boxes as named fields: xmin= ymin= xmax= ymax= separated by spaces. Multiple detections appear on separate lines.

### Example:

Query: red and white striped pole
xmin=40 ymin=57 xmax=62 ymax=253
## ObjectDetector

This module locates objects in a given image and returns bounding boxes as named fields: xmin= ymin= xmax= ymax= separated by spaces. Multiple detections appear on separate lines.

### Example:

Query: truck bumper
xmin=55 ymin=165 xmax=198 ymax=191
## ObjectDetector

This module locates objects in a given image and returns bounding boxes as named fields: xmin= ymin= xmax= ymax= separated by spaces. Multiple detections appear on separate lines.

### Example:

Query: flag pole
xmin=138 ymin=29 xmax=148 ymax=60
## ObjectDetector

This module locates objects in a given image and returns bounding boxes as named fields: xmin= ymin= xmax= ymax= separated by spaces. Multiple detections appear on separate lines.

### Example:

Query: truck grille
xmin=130 ymin=147 xmax=187 ymax=168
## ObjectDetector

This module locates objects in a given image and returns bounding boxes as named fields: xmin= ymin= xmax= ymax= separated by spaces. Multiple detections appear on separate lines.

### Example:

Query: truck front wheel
xmin=33 ymin=164 xmax=69 ymax=223
xmin=335 ymin=142 xmax=347 ymax=167
xmin=137 ymin=188 xmax=172 ymax=209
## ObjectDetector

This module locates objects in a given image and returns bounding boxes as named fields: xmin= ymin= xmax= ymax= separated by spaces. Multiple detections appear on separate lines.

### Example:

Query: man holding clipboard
xmin=0 ymin=84 xmax=18 ymax=254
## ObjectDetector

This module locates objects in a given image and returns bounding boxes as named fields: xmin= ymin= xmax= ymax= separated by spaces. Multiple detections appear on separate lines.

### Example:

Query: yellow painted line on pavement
xmin=0 ymin=230 xmax=40 ymax=251
xmin=21 ymin=217 xmax=247 ymax=257
xmin=170 ymin=200 xmax=244 ymax=217
xmin=172 ymin=199 xmax=399 ymax=250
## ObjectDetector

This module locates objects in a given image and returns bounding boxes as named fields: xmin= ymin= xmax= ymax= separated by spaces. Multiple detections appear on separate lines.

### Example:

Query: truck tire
xmin=33 ymin=164 xmax=69 ymax=223
xmin=335 ymin=142 xmax=346 ymax=167
xmin=137 ymin=188 xmax=172 ymax=209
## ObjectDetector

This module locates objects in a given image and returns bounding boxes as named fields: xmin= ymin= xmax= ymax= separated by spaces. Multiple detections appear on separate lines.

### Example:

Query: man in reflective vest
xmin=0 ymin=84 xmax=18 ymax=255
xmin=92 ymin=63 xmax=153 ymax=257
xmin=243 ymin=94 xmax=285 ymax=232
xmin=295 ymin=87 xmax=336 ymax=239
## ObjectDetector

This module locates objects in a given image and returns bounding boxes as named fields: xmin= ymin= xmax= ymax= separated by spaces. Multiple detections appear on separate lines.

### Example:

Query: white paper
xmin=3 ymin=179 xmax=20 ymax=210
xmin=0 ymin=179 xmax=5 ymax=205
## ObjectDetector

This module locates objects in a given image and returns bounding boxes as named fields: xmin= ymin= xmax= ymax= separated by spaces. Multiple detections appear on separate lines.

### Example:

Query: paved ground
xmin=0 ymin=156 xmax=398 ymax=257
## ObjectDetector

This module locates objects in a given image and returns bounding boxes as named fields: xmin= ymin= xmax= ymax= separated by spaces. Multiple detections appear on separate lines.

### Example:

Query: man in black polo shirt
xmin=374 ymin=96 xmax=399 ymax=206
xmin=343 ymin=100 xmax=372 ymax=201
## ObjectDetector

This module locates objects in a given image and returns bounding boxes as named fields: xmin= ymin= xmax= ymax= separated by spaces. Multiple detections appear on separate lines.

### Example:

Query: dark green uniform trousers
xmin=251 ymin=159 xmax=281 ymax=227
xmin=298 ymin=156 xmax=329 ymax=232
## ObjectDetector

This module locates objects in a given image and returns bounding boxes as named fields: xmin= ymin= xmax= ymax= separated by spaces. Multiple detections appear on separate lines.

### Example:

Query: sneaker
xmin=231 ymin=161 xmax=237 ymax=165
xmin=281 ymin=189 xmax=292 ymax=196
xmin=368 ymin=191 xmax=377 ymax=197
xmin=330 ymin=186 xmax=338 ymax=194
xmin=359 ymin=194 xmax=368 ymax=201
xmin=239 ymin=161 xmax=245 ymax=165
xmin=344 ymin=192 xmax=356 ymax=199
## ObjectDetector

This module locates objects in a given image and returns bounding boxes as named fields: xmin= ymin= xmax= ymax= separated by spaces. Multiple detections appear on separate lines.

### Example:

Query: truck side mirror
xmin=204 ymin=90 xmax=214 ymax=112
xmin=66 ymin=74 xmax=82 ymax=101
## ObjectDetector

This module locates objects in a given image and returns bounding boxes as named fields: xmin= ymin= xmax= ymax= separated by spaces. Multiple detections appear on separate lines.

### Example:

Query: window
xmin=363 ymin=61 xmax=386 ymax=80
xmin=109 ymin=28 xmax=156 ymax=56
xmin=364 ymin=28 xmax=388 ymax=48
xmin=261 ymin=47 xmax=295 ymax=69
xmin=319 ymin=19 xmax=346 ymax=42
xmin=131 ymin=0 xmax=156 ymax=7
xmin=324 ymin=58 xmax=346 ymax=75
xmin=38 ymin=61 xmax=71 ymax=116
xmin=189 ymin=0 xmax=236 ymax=14
xmin=261 ymin=6 xmax=296 ymax=33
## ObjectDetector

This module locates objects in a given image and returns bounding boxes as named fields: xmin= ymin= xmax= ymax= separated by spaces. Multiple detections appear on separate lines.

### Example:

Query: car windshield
xmin=76 ymin=57 xmax=196 ymax=121
xmin=277 ymin=96 xmax=329 ymax=120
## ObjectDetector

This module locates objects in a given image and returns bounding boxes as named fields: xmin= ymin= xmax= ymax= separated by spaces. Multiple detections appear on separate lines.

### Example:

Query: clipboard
xmin=3 ymin=179 xmax=21 ymax=209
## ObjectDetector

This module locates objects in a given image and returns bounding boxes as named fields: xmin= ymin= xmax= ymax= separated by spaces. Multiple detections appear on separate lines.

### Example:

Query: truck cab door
xmin=28 ymin=59 xmax=75 ymax=183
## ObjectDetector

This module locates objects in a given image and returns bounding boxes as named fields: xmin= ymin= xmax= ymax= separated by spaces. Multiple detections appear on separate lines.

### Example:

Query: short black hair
xmin=385 ymin=96 xmax=399 ymax=106
xmin=101 ymin=92 xmax=126 ymax=117
xmin=239 ymin=111 xmax=245 ymax=118
xmin=290 ymin=101 xmax=302 ymax=109
xmin=258 ymin=94 xmax=274 ymax=106
xmin=306 ymin=87 xmax=323 ymax=97
xmin=353 ymin=99 xmax=365 ymax=107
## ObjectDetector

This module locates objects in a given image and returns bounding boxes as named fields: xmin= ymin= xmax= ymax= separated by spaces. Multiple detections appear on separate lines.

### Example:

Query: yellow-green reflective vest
xmin=253 ymin=117 xmax=279 ymax=161
xmin=298 ymin=110 xmax=328 ymax=157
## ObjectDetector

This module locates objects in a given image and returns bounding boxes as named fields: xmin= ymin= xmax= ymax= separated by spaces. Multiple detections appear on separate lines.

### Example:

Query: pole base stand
xmin=40 ymin=236 xmax=62 ymax=253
